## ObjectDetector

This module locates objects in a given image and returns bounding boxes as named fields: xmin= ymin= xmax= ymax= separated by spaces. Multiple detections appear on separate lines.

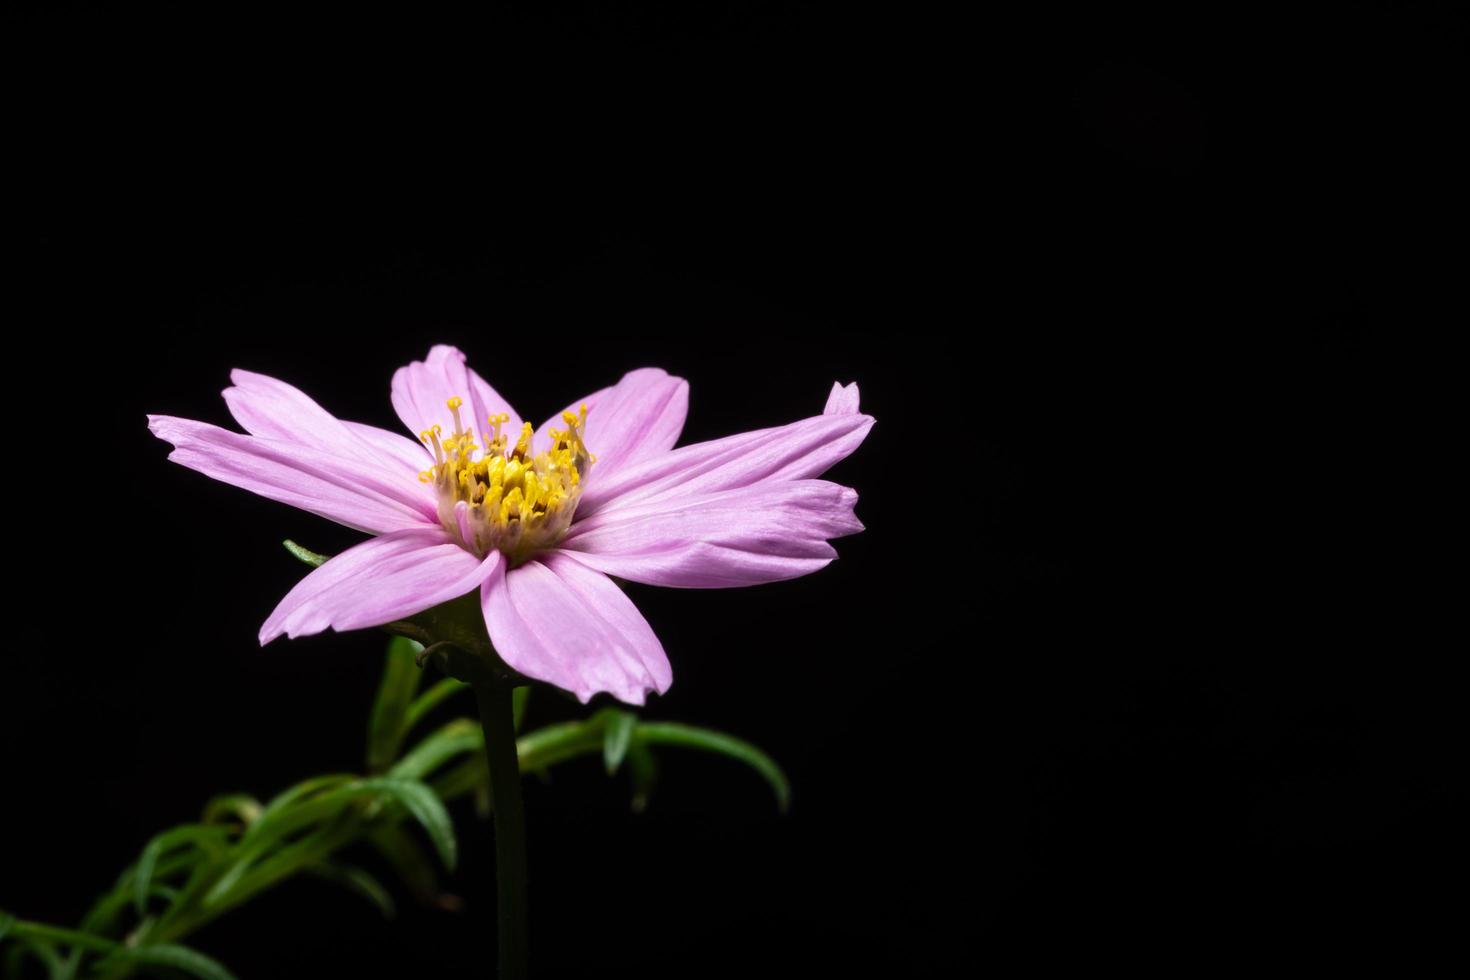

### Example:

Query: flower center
xmin=417 ymin=397 xmax=593 ymax=565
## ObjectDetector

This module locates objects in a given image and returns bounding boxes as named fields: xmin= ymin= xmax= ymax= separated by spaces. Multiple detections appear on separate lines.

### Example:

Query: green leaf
xmin=626 ymin=742 xmax=659 ymax=814
xmin=403 ymin=677 xmax=467 ymax=735
xmin=113 ymin=943 xmax=238 ymax=980
xmin=389 ymin=719 xmax=482 ymax=781
xmin=204 ymin=824 xmax=353 ymax=914
xmin=134 ymin=825 xmax=231 ymax=916
xmin=6 ymin=937 xmax=62 ymax=978
xmin=603 ymin=710 xmax=637 ymax=775
xmin=355 ymin=778 xmax=457 ymax=871
xmin=0 ymin=911 xmax=14 ymax=942
xmin=367 ymin=824 xmax=445 ymax=910
xmin=81 ymin=852 xmax=199 ymax=938
xmin=367 ymin=637 xmax=425 ymax=772
xmin=244 ymin=774 xmax=358 ymax=846
xmin=473 ymin=781 xmax=492 ymax=820
xmin=307 ymin=861 xmax=396 ymax=918
xmin=282 ymin=539 xmax=330 ymax=567
xmin=515 ymin=720 xmax=606 ymax=772
xmin=201 ymin=765 xmax=461 ymax=917
xmin=635 ymin=723 xmax=791 ymax=813
xmin=201 ymin=794 xmax=262 ymax=827
xmin=0 ymin=919 xmax=119 ymax=954
xmin=208 ymin=776 xmax=361 ymax=904
xmin=512 ymin=685 xmax=531 ymax=732
xmin=426 ymin=757 xmax=484 ymax=804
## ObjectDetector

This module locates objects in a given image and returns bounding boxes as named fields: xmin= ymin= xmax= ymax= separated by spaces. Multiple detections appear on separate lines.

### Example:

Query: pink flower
xmin=148 ymin=346 xmax=872 ymax=705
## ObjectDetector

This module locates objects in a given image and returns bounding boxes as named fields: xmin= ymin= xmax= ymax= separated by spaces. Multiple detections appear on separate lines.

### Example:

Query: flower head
xmin=148 ymin=345 xmax=872 ymax=704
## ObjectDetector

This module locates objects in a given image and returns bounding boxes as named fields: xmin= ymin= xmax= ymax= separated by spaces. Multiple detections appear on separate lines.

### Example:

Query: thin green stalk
xmin=470 ymin=671 xmax=529 ymax=980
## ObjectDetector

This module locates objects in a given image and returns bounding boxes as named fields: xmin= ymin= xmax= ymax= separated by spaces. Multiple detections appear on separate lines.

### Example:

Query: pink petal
xmin=261 ymin=529 xmax=500 ymax=643
xmin=480 ymin=551 xmax=671 ymax=705
xmin=562 ymin=479 xmax=862 ymax=587
xmin=342 ymin=420 xmax=434 ymax=473
xmin=391 ymin=345 xmax=523 ymax=455
xmin=148 ymin=415 xmax=439 ymax=534
xmin=535 ymin=368 xmax=688 ymax=481
xmin=533 ymin=382 xmax=611 ymax=446
xmin=578 ymin=408 xmax=873 ymax=517
xmin=453 ymin=500 xmax=475 ymax=550
xmin=823 ymin=381 xmax=861 ymax=415
xmin=223 ymin=369 xmax=428 ymax=479
xmin=222 ymin=369 xmax=362 ymax=455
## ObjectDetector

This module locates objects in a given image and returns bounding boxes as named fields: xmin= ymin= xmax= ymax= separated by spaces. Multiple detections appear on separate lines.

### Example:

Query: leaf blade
xmin=134 ymin=825 xmax=231 ymax=916
xmin=389 ymin=719 xmax=482 ymax=782
xmin=626 ymin=741 xmax=659 ymax=813
xmin=367 ymin=637 xmax=425 ymax=773
xmin=113 ymin=943 xmax=238 ymax=980
xmin=367 ymin=824 xmax=449 ymax=910
xmin=306 ymin=861 xmax=396 ymax=919
xmin=201 ymin=794 xmax=262 ymax=827
xmin=635 ymin=722 xmax=792 ymax=812
xmin=403 ymin=678 xmax=467 ymax=736
xmin=282 ymin=540 xmax=330 ymax=567
xmin=603 ymin=710 xmax=637 ymax=775
xmin=357 ymin=778 xmax=458 ymax=871
xmin=512 ymin=686 xmax=531 ymax=732
xmin=514 ymin=720 xmax=606 ymax=772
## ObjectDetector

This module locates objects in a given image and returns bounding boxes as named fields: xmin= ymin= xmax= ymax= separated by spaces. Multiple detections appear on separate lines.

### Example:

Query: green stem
xmin=470 ymin=671 xmax=529 ymax=979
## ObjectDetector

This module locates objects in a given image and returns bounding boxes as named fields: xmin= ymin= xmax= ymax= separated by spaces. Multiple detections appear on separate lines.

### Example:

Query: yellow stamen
xmin=419 ymin=396 xmax=593 ymax=564
xmin=511 ymin=422 xmax=533 ymax=461
xmin=446 ymin=397 xmax=467 ymax=440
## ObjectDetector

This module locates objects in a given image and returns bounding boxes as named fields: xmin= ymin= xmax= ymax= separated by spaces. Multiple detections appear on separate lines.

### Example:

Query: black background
xmin=8 ymin=2 xmax=1461 ymax=976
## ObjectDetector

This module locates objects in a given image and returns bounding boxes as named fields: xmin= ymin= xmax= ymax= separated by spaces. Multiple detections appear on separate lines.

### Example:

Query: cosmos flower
xmin=148 ymin=346 xmax=872 ymax=705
